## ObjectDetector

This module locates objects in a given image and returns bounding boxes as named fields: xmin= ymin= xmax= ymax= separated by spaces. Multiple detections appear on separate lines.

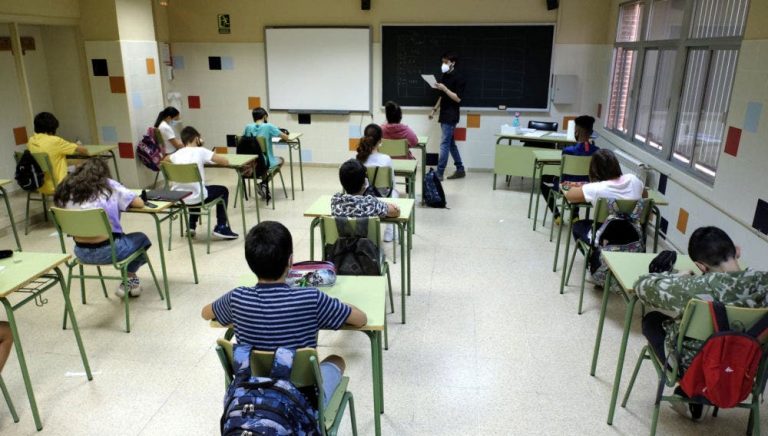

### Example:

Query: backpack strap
xmin=270 ymin=347 xmax=296 ymax=380
xmin=335 ymin=216 xmax=369 ymax=239
xmin=709 ymin=301 xmax=731 ymax=333
xmin=231 ymin=343 xmax=254 ymax=379
xmin=746 ymin=310 xmax=768 ymax=340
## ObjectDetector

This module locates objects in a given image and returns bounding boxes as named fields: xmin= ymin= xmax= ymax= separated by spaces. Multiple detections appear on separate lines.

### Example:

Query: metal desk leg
xmin=2 ymin=298 xmax=43 ymax=430
xmin=55 ymin=266 xmax=93 ymax=381
xmin=399 ymin=223 xmax=406 ymax=324
xmin=0 ymin=186 xmax=21 ymax=251
xmin=109 ymin=150 xmax=121 ymax=182
xmin=364 ymin=330 xmax=384 ymax=436
xmin=533 ymin=163 xmax=545 ymax=231
xmin=553 ymin=196 xmax=567 ymax=272
xmin=559 ymin=203 xmax=575 ymax=294
xmin=287 ymin=141 xmax=295 ymax=200
xmin=151 ymin=214 xmax=172 ymax=310
xmin=179 ymin=206 xmax=199 ymax=285
xmin=234 ymin=168 xmax=253 ymax=230
xmin=652 ymin=205 xmax=660 ymax=253
xmin=607 ymin=296 xmax=638 ymax=425
xmin=309 ymin=217 xmax=320 ymax=261
xmin=527 ymin=159 xmax=538 ymax=219
xmin=591 ymin=272 xmax=614 ymax=376
xmin=419 ymin=144 xmax=426 ymax=203
xmin=295 ymin=139 xmax=304 ymax=191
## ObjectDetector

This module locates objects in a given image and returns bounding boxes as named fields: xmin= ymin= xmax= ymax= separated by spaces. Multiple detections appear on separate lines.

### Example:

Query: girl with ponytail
xmin=154 ymin=106 xmax=183 ymax=154
xmin=356 ymin=123 xmax=399 ymax=242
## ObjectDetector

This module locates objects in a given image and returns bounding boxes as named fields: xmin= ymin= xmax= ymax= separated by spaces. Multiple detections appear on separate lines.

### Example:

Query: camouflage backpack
xmin=221 ymin=345 xmax=320 ymax=436
xmin=590 ymin=198 xmax=646 ymax=288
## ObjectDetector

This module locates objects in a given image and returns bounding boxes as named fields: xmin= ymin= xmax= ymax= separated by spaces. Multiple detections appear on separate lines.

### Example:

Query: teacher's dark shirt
xmin=438 ymin=70 xmax=466 ymax=125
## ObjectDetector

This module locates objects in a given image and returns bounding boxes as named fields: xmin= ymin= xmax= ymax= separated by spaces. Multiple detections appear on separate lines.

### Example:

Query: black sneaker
xmin=213 ymin=225 xmax=239 ymax=240
xmin=447 ymin=170 xmax=466 ymax=179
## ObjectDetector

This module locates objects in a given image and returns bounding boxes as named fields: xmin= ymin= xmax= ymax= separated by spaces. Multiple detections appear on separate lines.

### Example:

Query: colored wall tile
xmin=215 ymin=147 xmax=228 ymax=154
xmin=658 ymin=173 xmax=668 ymax=195
xmin=226 ymin=134 xmax=237 ymax=147
xmin=466 ymin=114 xmax=481 ymax=128
xmin=172 ymin=55 xmax=185 ymax=69
xmin=676 ymin=208 xmax=689 ymax=234
xmin=109 ymin=76 xmax=126 ymax=93
xmin=301 ymin=149 xmax=312 ymax=163
xmin=13 ymin=126 xmax=28 ymax=145
xmin=208 ymin=56 xmax=222 ymax=70
xmin=744 ymin=102 xmax=763 ymax=133
xmin=659 ymin=216 xmax=669 ymax=239
xmin=101 ymin=126 xmax=118 ymax=143
xmin=91 ymin=59 xmax=108 ymax=76
xmin=221 ymin=56 xmax=234 ymax=70
xmin=298 ymin=114 xmax=311 ymax=125
xmin=724 ymin=126 xmax=741 ymax=157
xmin=348 ymin=124 xmax=362 ymax=138
xmin=453 ymin=127 xmax=467 ymax=141
xmin=562 ymin=116 xmax=575 ymax=131
xmin=753 ymin=199 xmax=768 ymax=235
xmin=248 ymin=96 xmax=261 ymax=109
xmin=188 ymin=95 xmax=201 ymax=109
xmin=131 ymin=92 xmax=143 ymax=109
xmin=146 ymin=58 xmax=156 ymax=75
xmin=118 ymin=142 xmax=134 ymax=159
xmin=348 ymin=138 xmax=360 ymax=151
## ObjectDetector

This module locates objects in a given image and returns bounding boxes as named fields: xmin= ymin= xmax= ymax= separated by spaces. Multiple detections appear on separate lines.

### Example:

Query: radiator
xmin=612 ymin=148 xmax=650 ymax=186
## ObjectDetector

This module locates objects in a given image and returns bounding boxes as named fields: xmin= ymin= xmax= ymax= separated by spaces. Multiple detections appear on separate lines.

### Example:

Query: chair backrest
xmin=365 ymin=166 xmax=393 ymax=193
xmin=591 ymin=198 xmax=654 ymax=227
xmin=320 ymin=215 xmax=381 ymax=248
xmin=161 ymin=162 xmax=206 ymax=203
xmin=528 ymin=120 xmax=558 ymax=131
xmin=50 ymin=207 xmax=116 ymax=259
xmin=680 ymin=299 xmax=768 ymax=343
xmin=379 ymin=139 xmax=408 ymax=158
xmin=256 ymin=136 xmax=268 ymax=154
xmin=15 ymin=151 xmax=59 ymax=188
xmin=215 ymin=338 xmax=319 ymax=388
xmin=560 ymin=154 xmax=592 ymax=177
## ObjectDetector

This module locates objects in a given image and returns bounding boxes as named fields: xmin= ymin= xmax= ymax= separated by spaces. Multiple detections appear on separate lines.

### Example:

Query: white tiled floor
xmin=0 ymin=167 xmax=759 ymax=435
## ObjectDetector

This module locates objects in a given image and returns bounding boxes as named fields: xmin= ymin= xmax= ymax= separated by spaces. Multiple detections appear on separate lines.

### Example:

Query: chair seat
xmin=323 ymin=376 xmax=350 ymax=430
xmin=269 ymin=156 xmax=284 ymax=171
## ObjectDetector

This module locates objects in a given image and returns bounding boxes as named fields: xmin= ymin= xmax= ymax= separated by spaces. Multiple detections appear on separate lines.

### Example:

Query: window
xmin=605 ymin=0 xmax=749 ymax=181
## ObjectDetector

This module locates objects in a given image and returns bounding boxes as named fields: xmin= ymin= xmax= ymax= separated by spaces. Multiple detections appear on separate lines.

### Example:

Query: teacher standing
xmin=430 ymin=52 xmax=466 ymax=181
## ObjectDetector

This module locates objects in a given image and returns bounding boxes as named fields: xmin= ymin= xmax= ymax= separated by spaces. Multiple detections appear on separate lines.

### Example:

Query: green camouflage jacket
xmin=634 ymin=268 xmax=768 ymax=372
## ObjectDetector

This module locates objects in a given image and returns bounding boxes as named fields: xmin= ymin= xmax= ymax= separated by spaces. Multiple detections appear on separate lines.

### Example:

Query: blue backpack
xmin=221 ymin=345 xmax=320 ymax=436
xmin=423 ymin=168 xmax=447 ymax=208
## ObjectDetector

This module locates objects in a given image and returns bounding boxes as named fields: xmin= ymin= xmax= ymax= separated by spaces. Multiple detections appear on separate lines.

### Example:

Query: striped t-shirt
xmin=211 ymin=283 xmax=352 ymax=350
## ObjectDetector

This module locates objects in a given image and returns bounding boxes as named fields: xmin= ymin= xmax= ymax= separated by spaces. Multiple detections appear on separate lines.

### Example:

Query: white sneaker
xmin=116 ymin=277 xmax=142 ymax=298
xmin=383 ymin=225 xmax=394 ymax=243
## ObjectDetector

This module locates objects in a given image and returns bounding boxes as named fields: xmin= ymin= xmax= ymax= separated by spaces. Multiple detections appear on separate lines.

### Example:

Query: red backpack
xmin=680 ymin=301 xmax=768 ymax=408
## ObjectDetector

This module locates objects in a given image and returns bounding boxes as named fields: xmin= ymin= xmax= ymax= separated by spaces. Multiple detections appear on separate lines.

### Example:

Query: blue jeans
xmin=437 ymin=123 xmax=464 ymax=177
xmin=74 ymin=232 xmax=151 ymax=274
xmin=319 ymin=362 xmax=342 ymax=407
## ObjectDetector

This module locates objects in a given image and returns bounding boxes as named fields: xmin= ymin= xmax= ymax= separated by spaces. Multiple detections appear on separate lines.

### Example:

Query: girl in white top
xmin=357 ymin=123 xmax=400 ymax=242
xmin=154 ymin=106 xmax=183 ymax=155
xmin=564 ymin=149 xmax=646 ymax=242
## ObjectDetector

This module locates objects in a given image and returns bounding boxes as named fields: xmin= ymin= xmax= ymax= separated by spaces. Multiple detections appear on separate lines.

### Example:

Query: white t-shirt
xmin=168 ymin=146 xmax=215 ymax=204
xmin=364 ymin=151 xmax=400 ymax=198
xmin=157 ymin=120 xmax=177 ymax=154
xmin=581 ymin=174 xmax=644 ymax=205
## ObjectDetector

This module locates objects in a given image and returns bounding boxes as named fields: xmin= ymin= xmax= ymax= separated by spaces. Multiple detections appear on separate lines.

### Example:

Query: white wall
xmin=0 ymin=24 xmax=28 ymax=182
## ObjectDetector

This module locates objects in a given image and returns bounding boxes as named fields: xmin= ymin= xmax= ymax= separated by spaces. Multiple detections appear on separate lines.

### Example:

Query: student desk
xmin=304 ymin=195 xmax=415 ymax=324
xmin=70 ymin=145 xmax=121 ymax=182
xmin=528 ymin=150 xmax=562 ymax=227
xmin=495 ymin=130 xmax=578 ymax=146
xmin=392 ymin=159 xmax=418 ymax=233
xmin=0 ymin=251 xmax=92 ymax=430
xmin=205 ymin=154 xmax=259 ymax=230
xmin=126 ymin=196 xmax=198 ymax=308
xmin=272 ymin=132 xmax=304 ymax=200
xmin=0 ymin=179 xmax=21 ymax=251
xmin=590 ymin=251 xmax=697 ymax=425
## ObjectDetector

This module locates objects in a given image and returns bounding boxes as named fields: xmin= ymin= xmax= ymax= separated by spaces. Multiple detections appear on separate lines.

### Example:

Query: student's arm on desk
xmin=564 ymin=186 xmax=586 ymax=204
xmin=130 ymin=196 xmax=145 ymax=209
xmin=634 ymin=271 xmax=697 ymax=314
xmin=345 ymin=304 xmax=367 ymax=327
xmin=201 ymin=303 xmax=215 ymax=321
xmin=386 ymin=203 xmax=401 ymax=218
xmin=211 ymin=153 xmax=229 ymax=166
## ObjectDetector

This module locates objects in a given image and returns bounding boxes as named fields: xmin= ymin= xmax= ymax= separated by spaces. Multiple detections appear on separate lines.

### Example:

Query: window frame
xmin=605 ymin=0 xmax=746 ymax=183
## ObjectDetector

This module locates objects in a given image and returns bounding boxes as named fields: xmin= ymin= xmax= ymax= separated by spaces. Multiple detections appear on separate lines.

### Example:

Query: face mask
xmin=441 ymin=63 xmax=451 ymax=73
xmin=171 ymin=119 xmax=181 ymax=126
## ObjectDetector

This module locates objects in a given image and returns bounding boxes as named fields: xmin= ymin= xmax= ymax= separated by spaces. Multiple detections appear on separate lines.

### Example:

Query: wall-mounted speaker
xmin=546 ymin=0 xmax=559 ymax=10
xmin=361 ymin=0 xmax=371 ymax=10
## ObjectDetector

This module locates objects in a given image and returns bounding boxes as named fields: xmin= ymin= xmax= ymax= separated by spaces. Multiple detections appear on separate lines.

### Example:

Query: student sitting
xmin=563 ymin=149 xmax=646 ymax=243
xmin=539 ymin=115 xmax=600 ymax=225
xmin=357 ymin=124 xmax=400 ymax=242
xmin=242 ymin=107 xmax=290 ymax=200
xmin=201 ymin=221 xmax=367 ymax=407
xmin=166 ymin=126 xmax=238 ymax=240
xmin=381 ymin=101 xmax=419 ymax=158
xmin=27 ymin=112 xmax=89 ymax=196
xmin=635 ymin=226 xmax=768 ymax=420
xmin=332 ymin=159 xmax=400 ymax=223
xmin=53 ymin=159 xmax=151 ymax=297
xmin=154 ymin=106 xmax=183 ymax=155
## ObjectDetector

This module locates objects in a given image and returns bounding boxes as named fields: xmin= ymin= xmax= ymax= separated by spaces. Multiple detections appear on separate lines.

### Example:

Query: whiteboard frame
xmin=264 ymin=26 xmax=373 ymax=114
xmin=380 ymin=23 xmax=557 ymax=112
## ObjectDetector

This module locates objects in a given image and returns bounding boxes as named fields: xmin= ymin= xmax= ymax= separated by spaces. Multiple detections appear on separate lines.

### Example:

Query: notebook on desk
xmin=145 ymin=190 xmax=192 ymax=202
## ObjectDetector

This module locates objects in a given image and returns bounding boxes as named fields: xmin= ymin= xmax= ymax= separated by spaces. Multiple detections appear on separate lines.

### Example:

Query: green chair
xmin=562 ymin=198 xmax=653 ymax=314
xmin=379 ymin=139 xmax=409 ymax=158
xmin=50 ymin=207 xmax=163 ymax=333
xmin=161 ymin=162 xmax=228 ymax=254
xmin=14 ymin=151 xmax=58 ymax=235
xmin=365 ymin=166 xmax=399 ymax=262
xmin=215 ymin=338 xmax=359 ymax=436
xmin=0 ymin=375 xmax=19 ymax=424
xmin=622 ymin=299 xmax=768 ymax=436
xmin=539 ymin=154 xmax=593 ymax=236
xmin=256 ymin=136 xmax=288 ymax=210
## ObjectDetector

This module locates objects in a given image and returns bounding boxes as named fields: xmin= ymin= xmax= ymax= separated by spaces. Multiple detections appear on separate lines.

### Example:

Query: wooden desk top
xmin=272 ymin=132 xmax=303 ymax=143
xmin=602 ymin=252 xmax=697 ymax=294
xmin=0 ymin=252 xmax=70 ymax=298
xmin=496 ymin=131 xmax=577 ymax=144
xmin=417 ymin=136 xmax=428 ymax=145
xmin=206 ymin=154 xmax=257 ymax=169
xmin=0 ymin=179 xmax=10 ymax=187
xmin=304 ymin=195 xmax=414 ymax=222
xmin=75 ymin=145 xmax=119 ymax=156
xmin=646 ymin=189 xmax=669 ymax=206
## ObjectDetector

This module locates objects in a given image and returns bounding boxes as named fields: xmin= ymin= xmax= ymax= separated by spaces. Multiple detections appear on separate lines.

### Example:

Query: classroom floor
xmin=0 ymin=166 xmax=758 ymax=435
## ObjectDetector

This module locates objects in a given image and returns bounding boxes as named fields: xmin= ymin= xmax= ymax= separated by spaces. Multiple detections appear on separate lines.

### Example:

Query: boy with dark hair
xmin=429 ymin=51 xmax=466 ymax=181
xmin=636 ymin=226 xmax=768 ymax=420
xmin=331 ymin=159 xmax=400 ymax=218
xmin=27 ymin=112 xmax=89 ymax=195
xmin=201 ymin=221 xmax=367 ymax=406
xmin=243 ymin=107 xmax=290 ymax=169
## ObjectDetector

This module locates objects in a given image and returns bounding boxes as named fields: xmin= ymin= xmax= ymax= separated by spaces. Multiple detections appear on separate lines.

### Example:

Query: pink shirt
xmin=381 ymin=123 xmax=418 ymax=148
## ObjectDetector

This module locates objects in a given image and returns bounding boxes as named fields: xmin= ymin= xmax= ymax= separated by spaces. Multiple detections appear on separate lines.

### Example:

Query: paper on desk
xmin=547 ymin=132 xmax=568 ymax=138
xmin=523 ymin=131 xmax=548 ymax=138
xmin=421 ymin=74 xmax=438 ymax=88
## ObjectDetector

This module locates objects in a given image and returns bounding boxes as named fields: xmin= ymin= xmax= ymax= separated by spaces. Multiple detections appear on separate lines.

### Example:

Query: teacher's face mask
xmin=441 ymin=63 xmax=451 ymax=73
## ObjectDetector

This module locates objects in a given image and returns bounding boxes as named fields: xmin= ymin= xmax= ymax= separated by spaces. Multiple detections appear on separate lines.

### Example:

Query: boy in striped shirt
xmin=201 ymin=221 xmax=367 ymax=406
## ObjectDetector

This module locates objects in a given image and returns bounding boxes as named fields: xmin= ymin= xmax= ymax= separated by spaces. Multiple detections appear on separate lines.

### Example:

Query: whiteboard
xmin=265 ymin=27 xmax=371 ymax=112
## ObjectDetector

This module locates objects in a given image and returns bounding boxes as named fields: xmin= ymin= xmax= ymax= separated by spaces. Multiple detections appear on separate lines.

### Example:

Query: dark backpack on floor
xmin=680 ymin=301 xmax=768 ymax=409
xmin=15 ymin=150 xmax=45 ymax=192
xmin=221 ymin=345 xmax=320 ymax=436
xmin=424 ymin=168 xmax=446 ymax=208
xmin=324 ymin=217 xmax=381 ymax=276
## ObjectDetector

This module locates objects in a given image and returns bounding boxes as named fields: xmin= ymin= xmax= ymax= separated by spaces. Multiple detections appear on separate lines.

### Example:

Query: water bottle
xmin=511 ymin=112 xmax=521 ymax=134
